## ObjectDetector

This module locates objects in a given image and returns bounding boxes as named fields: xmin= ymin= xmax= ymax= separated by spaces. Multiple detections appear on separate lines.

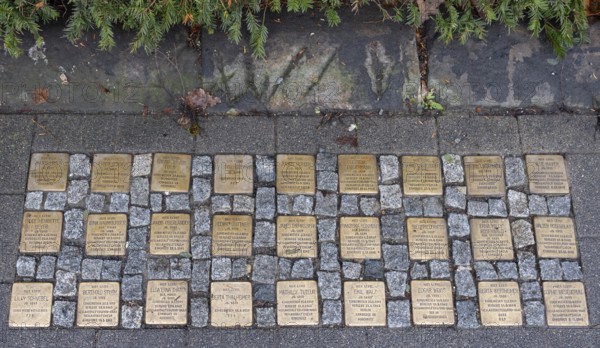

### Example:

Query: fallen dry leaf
xmin=32 ymin=88 xmax=49 ymax=104
xmin=184 ymin=88 xmax=221 ymax=111
xmin=336 ymin=136 xmax=358 ymax=148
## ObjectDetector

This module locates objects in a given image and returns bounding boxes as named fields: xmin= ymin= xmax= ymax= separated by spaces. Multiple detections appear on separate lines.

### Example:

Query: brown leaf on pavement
xmin=336 ymin=135 xmax=358 ymax=148
xmin=32 ymin=88 xmax=49 ymax=104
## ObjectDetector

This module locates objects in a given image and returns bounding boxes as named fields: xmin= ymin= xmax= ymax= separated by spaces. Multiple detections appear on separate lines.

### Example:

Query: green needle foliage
xmin=0 ymin=0 xmax=590 ymax=59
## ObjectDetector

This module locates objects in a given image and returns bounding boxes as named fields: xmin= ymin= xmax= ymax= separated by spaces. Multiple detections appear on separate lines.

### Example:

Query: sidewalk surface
xmin=1 ymin=7 xmax=600 ymax=348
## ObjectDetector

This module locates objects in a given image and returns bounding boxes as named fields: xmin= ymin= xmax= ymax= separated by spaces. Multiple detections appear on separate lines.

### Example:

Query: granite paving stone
xmin=81 ymin=259 xmax=102 ymax=280
xmin=457 ymin=300 xmax=480 ymax=329
xmin=130 ymin=177 xmax=150 ymax=206
xmin=317 ymin=171 xmax=338 ymax=192
xmin=57 ymin=246 xmax=82 ymax=273
xmin=121 ymin=275 xmax=144 ymax=301
xmin=455 ymin=267 xmax=477 ymax=298
xmin=387 ymin=300 xmax=411 ymax=328
xmin=147 ymin=258 xmax=170 ymax=279
xmin=448 ymin=213 xmax=470 ymax=237
xmin=45 ymin=192 xmax=67 ymax=211
xmin=381 ymin=214 xmax=406 ymax=242
xmin=36 ymin=255 xmax=56 ymax=280
xmin=24 ymin=191 xmax=43 ymax=210
xmin=364 ymin=260 xmax=384 ymax=279
xmin=380 ymin=185 xmax=403 ymax=211
xmin=423 ymin=197 xmax=443 ymax=217
xmin=339 ymin=195 xmax=359 ymax=215
xmin=54 ymin=271 xmax=77 ymax=297
xmin=252 ymin=255 xmax=277 ymax=284
xmin=256 ymin=307 xmax=276 ymax=327
xmin=52 ymin=301 xmax=76 ymax=328
xmin=547 ymin=196 xmax=571 ymax=216
xmin=15 ymin=256 xmax=36 ymax=277
xmin=453 ymin=240 xmax=473 ymax=266
xmin=382 ymin=244 xmax=409 ymax=271
xmin=445 ymin=186 xmax=467 ymax=210
xmin=518 ymin=251 xmax=538 ymax=280
xmin=129 ymin=207 xmax=150 ymax=227
xmin=150 ymin=193 xmax=162 ymax=212
xmin=528 ymin=195 xmax=548 ymax=215
xmin=291 ymin=259 xmax=314 ymax=279
xmin=467 ymin=201 xmax=488 ymax=217
xmin=511 ymin=220 xmax=535 ymax=249
xmin=292 ymin=195 xmax=314 ymax=215
xmin=317 ymin=271 xmax=342 ymax=300
xmin=278 ymin=258 xmax=292 ymax=280
xmin=342 ymin=261 xmax=361 ymax=279
xmin=86 ymin=193 xmax=106 ymax=212
xmin=488 ymin=199 xmax=508 ymax=217
xmin=561 ymin=261 xmax=583 ymax=280
xmin=102 ymin=261 xmax=122 ymax=281
xmin=316 ymin=153 xmax=337 ymax=172
xmin=256 ymin=156 xmax=275 ymax=184
xmin=318 ymin=218 xmax=337 ymax=242
xmin=69 ymin=154 xmax=91 ymax=178
xmin=233 ymin=195 xmax=255 ymax=213
xmin=539 ymin=259 xmax=563 ymax=280
xmin=254 ymin=221 xmax=276 ymax=248
xmin=410 ymin=263 xmax=428 ymax=279
xmin=430 ymin=260 xmax=451 ymax=279
xmin=166 ymin=194 xmax=191 ymax=211
xmin=320 ymin=243 xmax=341 ymax=271
xmin=109 ymin=193 xmax=130 ymax=212
xmin=121 ymin=305 xmax=143 ymax=329
xmin=211 ymin=257 xmax=232 ymax=280
xmin=127 ymin=227 xmax=148 ymax=250
xmin=192 ymin=260 xmax=211 ymax=292
xmin=521 ymin=282 xmax=542 ymax=301
xmin=524 ymin=301 xmax=546 ymax=327
xmin=192 ymin=156 xmax=212 ymax=177
xmin=442 ymin=154 xmax=464 ymax=184
xmin=505 ymin=157 xmax=527 ymax=188
xmin=132 ymin=154 xmax=152 ymax=177
xmin=193 ymin=207 xmax=211 ymax=235
xmin=385 ymin=271 xmax=408 ymax=297
xmin=254 ymin=285 xmax=276 ymax=303
xmin=379 ymin=155 xmax=400 ymax=183
xmin=360 ymin=197 xmax=380 ymax=216
xmin=256 ymin=188 xmax=276 ymax=219
xmin=277 ymin=195 xmax=292 ymax=215
xmin=315 ymin=191 xmax=338 ymax=217
xmin=322 ymin=300 xmax=343 ymax=326
xmin=402 ymin=197 xmax=423 ymax=216
xmin=124 ymin=250 xmax=147 ymax=275
xmin=191 ymin=298 xmax=209 ymax=328
xmin=508 ymin=190 xmax=529 ymax=217
xmin=170 ymin=258 xmax=192 ymax=279
xmin=474 ymin=261 xmax=498 ymax=280
xmin=496 ymin=261 xmax=519 ymax=280
xmin=232 ymin=258 xmax=249 ymax=279
xmin=211 ymin=195 xmax=232 ymax=213
xmin=192 ymin=178 xmax=211 ymax=204
xmin=67 ymin=180 xmax=88 ymax=205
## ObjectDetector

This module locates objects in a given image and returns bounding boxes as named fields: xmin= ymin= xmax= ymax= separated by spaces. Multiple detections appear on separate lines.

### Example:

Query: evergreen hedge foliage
xmin=0 ymin=0 xmax=590 ymax=59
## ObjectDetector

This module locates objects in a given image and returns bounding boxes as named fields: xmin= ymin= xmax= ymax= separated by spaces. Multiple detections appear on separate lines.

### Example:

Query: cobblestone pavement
xmin=1 ymin=113 xmax=600 ymax=347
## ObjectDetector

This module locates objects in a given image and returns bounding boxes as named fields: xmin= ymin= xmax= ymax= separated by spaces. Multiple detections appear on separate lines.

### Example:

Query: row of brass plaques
xmin=19 ymin=212 xmax=579 ymax=260
xmin=9 ymin=281 xmax=588 ymax=327
xmin=27 ymin=153 xmax=570 ymax=196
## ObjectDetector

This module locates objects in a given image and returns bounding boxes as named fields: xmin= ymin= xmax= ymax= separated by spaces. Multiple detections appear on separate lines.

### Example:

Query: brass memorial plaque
xmin=534 ymin=217 xmax=577 ymax=259
xmin=76 ymin=282 xmax=120 ymax=327
xmin=464 ymin=156 xmax=505 ymax=196
xmin=9 ymin=282 xmax=53 ymax=327
xmin=276 ymin=155 xmax=315 ymax=195
xmin=211 ymin=282 xmax=253 ymax=327
xmin=212 ymin=215 xmax=253 ymax=257
xmin=526 ymin=155 xmax=569 ymax=194
xmin=277 ymin=281 xmax=319 ymax=326
xmin=150 ymin=153 xmax=192 ymax=192
xmin=544 ymin=282 xmax=589 ymax=326
xmin=149 ymin=213 xmax=190 ymax=255
xmin=407 ymin=218 xmax=449 ymax=260
xmin=338 ymin=155 xmax=378 ymax=194
xmin=27 ymin=153 xmax=69 ymax=191
xmin=277 ymin=216 xmax=317 ymax=258
xmin=411 ymin=280 xmax=455 ymax=325
xmin=471 ymin=219 xmax=514 ymax=261
xmin=214 ymin=155 xmax=253 ymax=194
xmin=344 ymin=281 xmax=386 ymax=326
xmin=402 ymin=156 xmax=443 ymax=196
xmin=145 ymin=280 xmax=188 ymax=325
xmin=19 ymin=211 xmax=62 ymax=253
xmin=85 ymin=214 xmax=127 ymax=256
xmin=340 ymin=217 xmax=381 ymax=259
xmin=478 ymin=281 xmax=522 ymax=326
xmin=91 ymin=154 xmax=132 ymax=192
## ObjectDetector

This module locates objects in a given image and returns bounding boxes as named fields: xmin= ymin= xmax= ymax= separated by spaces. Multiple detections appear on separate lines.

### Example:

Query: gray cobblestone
xmin=385 ymin=271 xmax=407 ymax=297
xmin=63 ymin=209 xmax=84 ymax=240
xmin=192 ymin=260 xmax=210 ymax=292
xmin=69 ymin=154 xmax=91 ymax=178
xmin=322 ymin=300 xmax=342 ymax=326
xmin=360 ymin=197 xmax=380 ymax=216
xmin=455 ymin=267 xmax=476 ymax=298
xmin=518 ymin=251 xmax=538 ymax=280
xmin=410 ymin=263 xmax=428 ymax=279
xmin=423 ymin=197 xmax=443 ymax=217
xmin=278 ymin=258 xmax=292 ymax=280
xmin=524 ymin=301 xmax=546 ymax=327
xmin=170 ymin=258 xmax=192 ymax=279
xmin=67 ymin=180 xmax=88 ymax=205
xmin=380 ymin=184 xmax=402 ymax=210
xmin=129 ymin=207 xmax=150 ymax=226
xmin=445 ymin=186 xmax=467 ymax=210
xmin=317 ymin=171 xmax=338 ymax=191
xmin=57 ymin=246 xmax=82 ymax=273
xmin=132 ymin=154 xmax=152 ymax=177
xmin=45 ymin=192 xmax=66 ymax=210
xmin=233 ymin=195 xmax=255 ymax=213
xmin=320 ymin=242 xmax=340 ymax=271
xmin=191 ymin=298 xmax=209 ymax=328
xmin=127 ymin=227 xmax=148 ymax=250
xmin=547 ymin=195 xmax=571 ymax=216
xmin=448 ymin=213 xmax=470 ymax=237
xmin=315 ymin=191 xmax=337 ymax=217
xmin=511 ymin=220 xmax=535 ymax=249
xmin=109 ymin=193 xmax=129 ymax=212
xmin=562 ymin=261 xmax=583 ymax=280
xmin=457 ymin=300 xmax=480 ymax=328
xmin=453 ymin=240 xmax=472 ymax=266
xmin=379 ymin=155 xmax=399 ymax=184
xmin=254 ymin=221 xmax=276 ymax=248
xmin=256 ymin=188 xmax=276 ymax=219
xmin=496 ymin=261 xmax=519 ymax=280
xmin=292 ymin=195 xmax=314 ymax=215
xmin=81 ymin=259 xmax=102 ymax=280
xmin=381 ymin=214 xmax=405 ymax=242
xmin=192 ymin=178 xmax=211 ymax=204
xmin=430 ymin=260 xmax=450 ymax=279
xmin=166 ymin=194 xmax=190 ymax=211
xmin=508 ymin=190 xmax=529 ymax=217
xmin=387 ymin=300 xmax=411 ymax=328
xmin=467 ymin=201 xmax=488 ymax=217
xmin=16 ymin=256 xmax=36 ymax=277
xmin=254 ymin=284 xmax=276 ymax=303
xmin=256 ymin=307 xmax=276 ymax=327
xmin=317 ymin=271 xmax=341 ymax=300
xmin=211 ymin=257 xmax=232 ymax=280
xmin=291 ymin=259 xmax=314 ymax=279
xmin=192 ymin=156 xmax=212 ymax=177
xmin=382 ymin=244 xmax=409 ymax=271
xmin=442 ymin=154 xmax=464 ymax=184
xmin=256 ymin=155 xmax=275 ymax=184
xmin=342 ymin=262 xmax=361 ymax=279
xmin=147 ymin=258 xmax=170 ymax=279
xmin=54 ymin=271 xmax=77 ymax=297
xmin=121 ymin=275 xmax=143 ymax=301
xmin=36 ymin=255 xmax=56 ymax=280
xmin=318 ymin=218 xmax=337 ymax=242
xmin=505 ymin=157 xmax=527 ymax=188
xmin=232 ymin=259 xmax=250 ymax=279
xmin=25 ymin=191 xmax=43 ymax=210
xmin=540 ymin=259 xmax=563 ymax=280
xmin=252 ymin=255 xmax=277 ymax=284
xmin=124 ymin=250 xmax=147 ymax=275
xmin=316 ymin=153 xmax=337 ymax=171
xmin=150 ymin=193 xmax=162 ymax=212
xmin=194 ymin=207 xmax=210 ymax=235
xmin=52 ymin=301 xmax=76 ymax=327
xmin=339 ymin=195 xmax=359 ymax=215
xmin=528 ymin=195 xmax=548 ymax=215
xmin=130 ymin=177 xmax=149 ymax=206
xmin=121 ymin=304 xmax=143 ymax=329
xmin=277 ymin=195 xmax=292 ymax=214
xmin=364 ymin=260 xmax=384 ymax=279
xmin=521 ymin=281 xmax=542 ymax=301
xmin=474 ymin=261 xmax=497 ymax=280
xmin=211 ymin=195 xmax=231 ymax=213
xmin=191 ymin=236 xmax=211 ymax=259
xmin=403 ymin=197 xmax=423 ymax=217
xmin=86 ymin=193 xmax=105 ymax=212
xmin=488 ymin=199 xmax=508 ymax=217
